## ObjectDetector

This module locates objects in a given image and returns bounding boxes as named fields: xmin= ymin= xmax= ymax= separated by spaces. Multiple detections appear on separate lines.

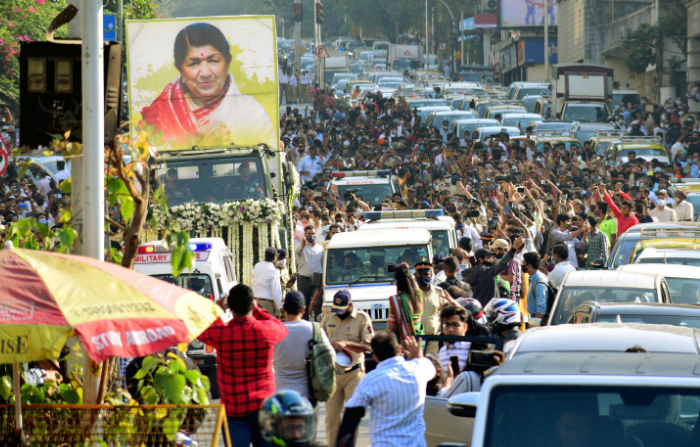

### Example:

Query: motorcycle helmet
xmin=260 ymin=390 xmax=316 ymax=447
xmin=484 ymin=298 xmax=521 ymax=328
xmin=456 ymin=297 xmax=487 ymax=324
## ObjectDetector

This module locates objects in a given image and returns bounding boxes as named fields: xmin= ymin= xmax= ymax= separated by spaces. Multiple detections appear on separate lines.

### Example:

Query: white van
xmin=357 ymin=210 xmax=456 ymax=257
xmin=322 ymin=229 xmax=433 ymax=328
xmin=133 ymin=237 xmax=236 ymax=399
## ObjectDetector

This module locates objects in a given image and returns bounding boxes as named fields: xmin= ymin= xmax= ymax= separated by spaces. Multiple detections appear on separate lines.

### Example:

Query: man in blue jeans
xmin=199 ymin=284 xmax=288 ymax=447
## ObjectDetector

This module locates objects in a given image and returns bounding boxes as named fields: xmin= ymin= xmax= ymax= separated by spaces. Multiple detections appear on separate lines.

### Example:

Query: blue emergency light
xmin=365 ymin=209 xmax=443 ymax=220
xmin=189 ymin=243 xmax=212 ymax=251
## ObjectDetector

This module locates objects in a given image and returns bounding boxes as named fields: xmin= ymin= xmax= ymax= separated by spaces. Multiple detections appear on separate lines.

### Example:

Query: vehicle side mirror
xmin=312 ymin=272 xmax=323 ymax=288
xmin=447 ymin=392 xmax=479 ymax=418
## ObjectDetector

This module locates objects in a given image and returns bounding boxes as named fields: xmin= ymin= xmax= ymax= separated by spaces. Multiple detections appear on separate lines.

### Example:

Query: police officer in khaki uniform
xmin=414 ymin=261 xmax=457 ymax=355
xmin=320 ymin=290 xmax=372 ymax=446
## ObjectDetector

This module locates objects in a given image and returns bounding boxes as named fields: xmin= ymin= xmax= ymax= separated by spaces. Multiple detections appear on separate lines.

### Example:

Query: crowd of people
xmin=195 ymin=79 xmax=700 ymax=447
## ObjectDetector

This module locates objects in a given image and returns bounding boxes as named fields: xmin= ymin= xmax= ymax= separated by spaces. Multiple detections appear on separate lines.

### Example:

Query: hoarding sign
xmin=499 ymin=0 xmax=558 ymax=28
xmin=126 ymin=16 xmax=279 ymax=151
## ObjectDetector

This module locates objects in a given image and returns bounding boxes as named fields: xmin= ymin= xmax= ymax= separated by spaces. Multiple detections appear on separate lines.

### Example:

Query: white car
xmin=618 ymin=263 xmax=700 ymax=305
xmin=634 ymin=247 xmax=700 ymax=267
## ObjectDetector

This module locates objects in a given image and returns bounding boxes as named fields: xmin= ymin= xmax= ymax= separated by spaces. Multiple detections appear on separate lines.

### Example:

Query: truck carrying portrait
xmin=126 ymin=16 xmax=279 ymax=150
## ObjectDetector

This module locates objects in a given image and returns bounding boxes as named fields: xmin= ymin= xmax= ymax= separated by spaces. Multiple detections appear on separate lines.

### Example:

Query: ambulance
xmin=133 ymin=237 xmax=236 ymax=399
xmin=321 ymin=228 xmax=433 ymax=328
xmin=327 ymin=169 xmax=402 ymax=207
xmin=357 ymin=209 xmax=456 ymax=257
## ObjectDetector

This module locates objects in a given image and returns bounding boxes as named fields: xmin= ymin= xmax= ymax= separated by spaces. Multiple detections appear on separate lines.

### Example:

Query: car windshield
xmin=431 ymin=113 xmax=476 ymax=128
xmin=458 ymin=121 xmax=500 ymax=136
xmin=392 ymin=60 xmax=421 ymax=71
xmin=484 ymin=385 xmax=700 ymax=447
xmin=576 ymin=130 xmax=600 ymax=143
xmin=611 ymin=236 xmax=640 ymax=268
xmin=325 ymin=245 xmax=431 ymax=285
xmin=431 ymin=230 xmax=450 ymax=257
xmin=476 ymin=103 xmax=501 ymax=117
xmin=596 ymin=313 xmax=700 ymax=328
xmin=563 ymin=104 xmax=609 ymax=123
xmin=157 ymin=157 xmax=268 ymax=206
xmin=685 ymin=194 xmax=700 ymax=218
xmin=595 ymin=142 xmax=611 ymax=155
xmin=503 ymin=116 xmax=542 ymax=129
xmin=619 ymin=148 xmax=667 ymax=162
xmin=550 ymin=286 xmax=658 ymax=326
xmin=536 ymin=122 xmax=577 ymax=131
xmin=461 ymin=72 xmax=494 ymax=82
xmin=637 ymin=256 xmax=700 ymax=267
xmin=523 ymin=97 xmax=539 ymax=112
xmin=535 ymin=141 xmax=581 ymax=153
xmin=612 ymin=93 xmax=640 ymax=108
xmin=410 ymin=100 xmax=448 ymax=109
xmin=153 ymin=274 xmax=214 ymax=300
xmin=444 ymin=88 xmax=485 ymax=95
xmin=516 ymin=87 xmax=549 ymax=99
xmin=334 ymin=183 xmax=394 ymax=206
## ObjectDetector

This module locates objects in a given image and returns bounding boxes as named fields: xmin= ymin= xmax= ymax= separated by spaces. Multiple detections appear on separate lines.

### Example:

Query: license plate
xmin=371 ymin=303 xmax=385 ymax=320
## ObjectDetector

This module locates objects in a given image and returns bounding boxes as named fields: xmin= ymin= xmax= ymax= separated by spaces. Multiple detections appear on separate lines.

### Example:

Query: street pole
xmin=544 ymin=1 xmax=549 ymax=82
xmin=81 ymin=0 xmax=105 ymax=404
xmin=294 ymin=0 xmax=301 ymax=76
xmin=461 ymin=12 xmax=464 ymax=66
xmin=431 ymin=7 xmax=434 ymax=56
xmin=425 ymin=0 xmax=429 ymax=70
xmin=314 ymin=0 xmax=323 ymax=88
xmin=117 ymin=0 xmax=123 ymax=43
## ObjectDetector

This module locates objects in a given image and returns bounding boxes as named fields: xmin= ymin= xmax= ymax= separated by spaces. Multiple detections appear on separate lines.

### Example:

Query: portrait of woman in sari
xmin=140 ymin=22 xmax=275 ymax=148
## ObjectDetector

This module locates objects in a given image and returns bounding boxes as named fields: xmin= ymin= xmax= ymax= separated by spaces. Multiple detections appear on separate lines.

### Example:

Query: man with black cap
xmin=462 ymin=237 xmax=525 ymax=306
xmin=320 ymin=290 xmax=373 ymax=446
xmin=253 ymin=247 xmax=283 ymax=318
xmin=274 ymin=291 xmax=335 ymax=405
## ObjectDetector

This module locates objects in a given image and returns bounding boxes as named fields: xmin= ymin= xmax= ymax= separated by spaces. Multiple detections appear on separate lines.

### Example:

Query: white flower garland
xmin=148 ymin=198 xmax=288 ymax=286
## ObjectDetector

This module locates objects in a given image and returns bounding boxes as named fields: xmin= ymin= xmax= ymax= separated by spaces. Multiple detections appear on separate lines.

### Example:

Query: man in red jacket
xmin=199 ymin=284 xmax=288 ymax=447
xmin=592 ymin=185 xmax=639 ymax=237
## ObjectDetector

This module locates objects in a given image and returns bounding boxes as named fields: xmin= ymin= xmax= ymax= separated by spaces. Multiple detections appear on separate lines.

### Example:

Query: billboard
xmin=500 ymin=0 xmax=558 ymax=28
xmin=126 ymin=16 xmax=279 ymax=151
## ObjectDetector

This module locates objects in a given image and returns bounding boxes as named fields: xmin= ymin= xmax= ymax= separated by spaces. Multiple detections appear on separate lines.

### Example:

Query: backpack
xmin=306 ymin=322 xmax=336 ymax=402
xmin=531 ymin=278 xmax=559 ymax=326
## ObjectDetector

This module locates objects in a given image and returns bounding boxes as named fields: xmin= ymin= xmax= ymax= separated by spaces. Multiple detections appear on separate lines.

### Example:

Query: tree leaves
xmin=0 ymin=375 xmax=12 ymax=401
xmin=166 ymin=231 xmax=194 ymax=278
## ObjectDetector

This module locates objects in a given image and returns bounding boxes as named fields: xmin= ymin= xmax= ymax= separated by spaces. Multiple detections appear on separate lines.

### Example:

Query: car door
xmin=424 ymin=395 xmax=475 ymax=447
xmin=660 ymin=279 xmax=673 ymax=303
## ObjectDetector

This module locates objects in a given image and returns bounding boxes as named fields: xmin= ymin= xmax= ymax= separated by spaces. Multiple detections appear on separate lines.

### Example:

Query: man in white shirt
xmin=649 ymin=190 xmax=677 ymax=222
xmin=431 ymin=255 xmax=447 ymax=285
xmin=252 ymin=247 xmax=283 ymax=317
xmin=36 ymin=171 xmax=51 ymax=196
xmin=54 ymin=160 xmax=70 ymax=182
xmin=337 ymin=333 xmax=436 ymax=447
xmin=674 ymin=190 xmax=694 ymax=221
xmin=547 ymin=243 xmax=578 ymax=288
xmin=437 ymin=305 xmax=471 ymax=374
xmin=279 ymin=69 xmax=289 ymax=104
xmin=297 ymin=146 xmax=324 ymax=183
xmin=549 ymin=214 xmax=588 ymax=269
xmin=299 ymin=70 xmax=310 ymax=102
xmin=295 ymin=225 xmax=324 ymax=319
xmin=288 ymin=71 xmax=298 ymax=103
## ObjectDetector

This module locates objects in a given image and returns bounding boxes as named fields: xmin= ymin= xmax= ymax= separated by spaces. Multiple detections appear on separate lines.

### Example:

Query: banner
xmin=126 ymin=16 xmax=279 ymax=151
xmin=499 ymin=0 xmax=558 ymax=28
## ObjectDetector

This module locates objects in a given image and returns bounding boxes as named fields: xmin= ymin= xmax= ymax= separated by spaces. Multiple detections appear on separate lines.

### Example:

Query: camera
xmin=466 ymin=205 xmax=480 ymax=218
xmin=495 ymin=174 xmax=516 ymax=182
xmin=386 ymin=263 xmax=397 ymax=273
xmin=516 ymin=186 xmax=525 ymax=194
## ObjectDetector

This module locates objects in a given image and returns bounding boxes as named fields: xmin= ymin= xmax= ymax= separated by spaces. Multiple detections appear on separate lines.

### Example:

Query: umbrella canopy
xmin=0 ymin=248 xmax=223 ymax=364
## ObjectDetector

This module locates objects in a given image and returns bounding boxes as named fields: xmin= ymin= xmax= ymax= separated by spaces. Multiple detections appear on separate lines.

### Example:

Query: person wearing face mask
xmin=295 ymin=225 xmax=324 ymax=321
xmin=649 ymin=190 xmax=677 ymax=222
xmin=674 ymin=190 xmax=694 ymax=221
xmin=461 ymin=237 xmax=524 ymax=307
xmin=225 ymin=162 xmax=264 ymax=199
xmin=320 ymin=289 xmax=372 ymax=447
xmin=297 ymin=147 xmax=324 ymax=184
xmin=414 ymin=261 xmax=457 ymax=355
xmin=275 ymin=249 xmax=291 ymax=296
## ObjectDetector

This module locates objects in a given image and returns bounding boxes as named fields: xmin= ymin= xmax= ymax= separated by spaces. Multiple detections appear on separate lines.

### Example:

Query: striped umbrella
xmin=0 ymin=248 xmax=223 ymax=364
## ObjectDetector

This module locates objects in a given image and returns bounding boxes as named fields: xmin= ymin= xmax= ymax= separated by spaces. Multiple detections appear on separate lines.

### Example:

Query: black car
xmin=606 ymin=222 xmax=700 ymax=270
xmin=567 ymin=302 xmax=700 ymax=329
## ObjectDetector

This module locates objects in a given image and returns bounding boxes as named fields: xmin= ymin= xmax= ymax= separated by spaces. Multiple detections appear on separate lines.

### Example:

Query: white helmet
xmin=484 ymin=298 xmax=521 ymax=327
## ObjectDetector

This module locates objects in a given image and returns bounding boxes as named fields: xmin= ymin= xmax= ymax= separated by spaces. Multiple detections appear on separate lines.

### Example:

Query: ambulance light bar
xmin=364 ymin=209 xmax=443 ymax=220
xmin=189 ymin=243 xmax=212 ymax=252
xmin=331 ymin=170 xmax=391 ymax=178
xmin=137 ymin=242 xmax=211 ymax=255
